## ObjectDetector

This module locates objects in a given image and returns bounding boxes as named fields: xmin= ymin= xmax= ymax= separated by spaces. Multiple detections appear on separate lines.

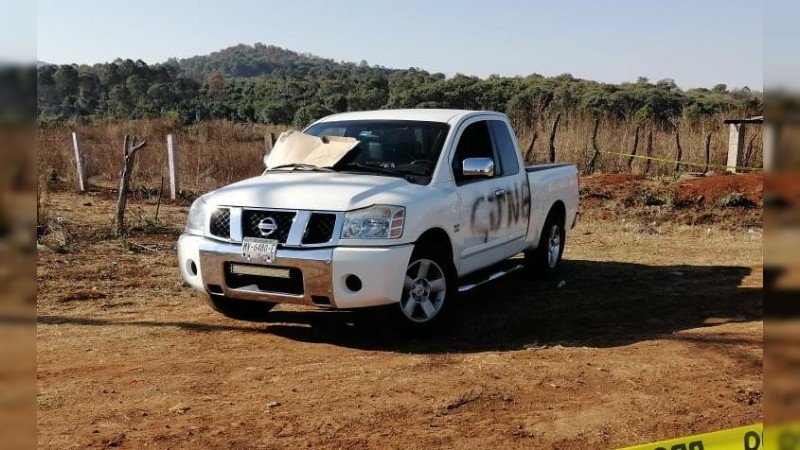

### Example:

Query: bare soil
xmin=580 ymin=173 xmax=763 ymax=230
xmin=673 ymin=171 xmax=763 ymax=206
xmin=37 ymin=176 xmax=763 ymax=449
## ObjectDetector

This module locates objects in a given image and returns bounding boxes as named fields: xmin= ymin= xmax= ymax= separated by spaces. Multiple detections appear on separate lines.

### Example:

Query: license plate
xmin=242 ymin=237 xmax=278 ymax=263
xmin=229 ymin=263 xmax=290 ymax=278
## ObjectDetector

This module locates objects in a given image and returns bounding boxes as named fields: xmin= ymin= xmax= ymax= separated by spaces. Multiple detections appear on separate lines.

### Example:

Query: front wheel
xmin=394 ymin=244 xmax=455 ymax=333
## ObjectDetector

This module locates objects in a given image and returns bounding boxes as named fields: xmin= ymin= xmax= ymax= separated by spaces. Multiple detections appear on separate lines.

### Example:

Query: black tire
xmin=392 ymin=242 xmax=456 ymax=333
xmin=524 ymin=209 xmax=565 ymax=279
xmin=201 ymin=293 xmax=276 ymax=321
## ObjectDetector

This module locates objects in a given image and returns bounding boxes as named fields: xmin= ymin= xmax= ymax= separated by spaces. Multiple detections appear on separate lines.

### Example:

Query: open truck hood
xmin=265 ymin=130 xmax=359 ymax=169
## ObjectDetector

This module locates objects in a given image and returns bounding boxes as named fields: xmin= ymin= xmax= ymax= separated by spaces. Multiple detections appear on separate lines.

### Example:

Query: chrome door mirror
xmin=462 ymin=157 xmax=495 ymax=178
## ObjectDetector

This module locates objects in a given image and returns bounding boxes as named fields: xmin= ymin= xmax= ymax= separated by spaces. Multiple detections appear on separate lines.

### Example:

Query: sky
xmin=0 ymin=0 xmax=35 ymax=63
xmin=25 ymin=0 xmax=773 ymax=89
xmin=764 ymin=0 xmax=799 ymax=89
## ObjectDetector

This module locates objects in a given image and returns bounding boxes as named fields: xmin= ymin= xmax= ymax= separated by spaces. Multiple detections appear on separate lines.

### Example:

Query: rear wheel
xmin=524 ymin=210 xmax=565 ymax=278
xmin=202 ymin=294 xmax=275 ymax=321
xmin=394 ymin=243 xmax=455 ymax=333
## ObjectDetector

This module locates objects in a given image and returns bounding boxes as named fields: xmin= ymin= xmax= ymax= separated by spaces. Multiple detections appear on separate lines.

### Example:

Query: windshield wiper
xmin=267 ymin=163 xmax=335 ymax=173
xmin=338 ymin=162 xmax=411 ymax=178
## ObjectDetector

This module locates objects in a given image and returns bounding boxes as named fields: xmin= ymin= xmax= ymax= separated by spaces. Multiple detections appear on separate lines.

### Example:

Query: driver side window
xmin=452 ymin=120 xmax=495 ymax=184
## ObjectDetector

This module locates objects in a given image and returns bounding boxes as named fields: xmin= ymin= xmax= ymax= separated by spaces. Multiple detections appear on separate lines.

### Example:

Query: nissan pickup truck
xmin=178 ymin=109 xmax=578 ymax=330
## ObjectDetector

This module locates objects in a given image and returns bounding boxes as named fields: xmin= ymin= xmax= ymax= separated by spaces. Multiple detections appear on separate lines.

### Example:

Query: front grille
xmin=242 ymin=209 xmax=295 ymax=243
xmin=303 ymin=213 xmax=337 ymax=244
xmin=209 ymin=208 xmax=230 ymax=239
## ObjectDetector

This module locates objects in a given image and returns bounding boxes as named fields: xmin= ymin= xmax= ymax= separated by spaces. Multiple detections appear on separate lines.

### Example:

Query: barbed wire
xmin=599 ymin=150 xmax=762 ymax=172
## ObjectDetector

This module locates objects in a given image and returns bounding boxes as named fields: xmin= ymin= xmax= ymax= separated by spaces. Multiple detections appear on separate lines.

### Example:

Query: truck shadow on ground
xmin=261 ymin=259 xmax=762 ymax=353
xmin=36 ymin=259 xmax=762 ymax=354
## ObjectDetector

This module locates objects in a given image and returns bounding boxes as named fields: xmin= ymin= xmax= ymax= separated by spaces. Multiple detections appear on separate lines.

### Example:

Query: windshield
xmin=304 ymin=120 xmax=450 ymax=184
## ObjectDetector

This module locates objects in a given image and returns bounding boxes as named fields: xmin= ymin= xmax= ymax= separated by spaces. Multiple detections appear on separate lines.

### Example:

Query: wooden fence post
xmin=548 ymin=113 xmax=562 ymax=163
xmin=116 ymin=135 xmax=148 ymax=236
xmin=524 ymin=130 xmax=538 ymax=163
xmin=704 ymin=133 xmax=712 ymax=173
xmin=587 ymin=118 xmax=600 ymax=173
xmin=167 ymin=134 xmax=179 ymax=200
xmin=643 ymin=130 xmax=653 ymax=175
xmin=673 ymin=129 xmax=683 ymax=173
xmin=744 ymin=131 xmax=758 ymax=168
xmin=72 ymin=132 xmax=88 ymax=191
xmin=627 ymin=125 xmax=640 ymax=171
xmin=265 ymin=132 xmax=275 ymax=153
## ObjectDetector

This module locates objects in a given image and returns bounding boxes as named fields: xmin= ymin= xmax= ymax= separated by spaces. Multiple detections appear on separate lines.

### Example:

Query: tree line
xmin=35 ymin=43 xmax=762 ymax=128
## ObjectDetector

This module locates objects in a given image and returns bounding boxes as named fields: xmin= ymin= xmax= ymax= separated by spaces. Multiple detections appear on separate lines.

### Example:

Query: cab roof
xmin=314 ymin=109 xmax=506 ymax=125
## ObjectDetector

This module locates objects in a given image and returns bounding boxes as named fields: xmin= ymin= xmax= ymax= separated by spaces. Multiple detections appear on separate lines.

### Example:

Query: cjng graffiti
xmin=470 ymin=182 xmax=531 ymax=240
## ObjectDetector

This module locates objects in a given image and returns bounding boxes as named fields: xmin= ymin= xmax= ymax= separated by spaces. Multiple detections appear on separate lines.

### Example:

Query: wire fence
xmin=37 ymin=122 xmax=290 ymax=194
xmin=36 ymin=118 xmax=763 ymax=194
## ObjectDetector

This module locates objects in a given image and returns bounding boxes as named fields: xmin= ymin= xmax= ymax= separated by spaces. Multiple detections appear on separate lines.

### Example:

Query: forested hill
xmin=36 ymin=43 xmax=762 ymax=127
xmin=166 ymin=43 xmax=394 ymax=80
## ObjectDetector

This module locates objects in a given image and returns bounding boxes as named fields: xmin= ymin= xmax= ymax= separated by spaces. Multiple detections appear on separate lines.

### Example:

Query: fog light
xmin=345 ymin=275 xmax=362 ymax=292
xmin=186 ymin=259 xmax=198 ymax=276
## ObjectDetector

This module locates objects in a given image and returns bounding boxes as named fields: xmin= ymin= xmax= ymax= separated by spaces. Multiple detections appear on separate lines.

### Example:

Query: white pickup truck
xmin=178 ymin=109 xmax=578 ymax=330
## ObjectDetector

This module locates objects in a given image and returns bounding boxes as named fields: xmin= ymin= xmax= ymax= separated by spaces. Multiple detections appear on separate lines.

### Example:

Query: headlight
xmin=342 ymin=205 xmax=405 ymax=239
xmin=186 ymin=197 xmax=207 ymax=232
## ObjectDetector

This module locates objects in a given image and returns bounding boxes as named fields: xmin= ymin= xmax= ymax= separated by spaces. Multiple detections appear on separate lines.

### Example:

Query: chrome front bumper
xmin=178 ymin=234 xmax=414 ymax=309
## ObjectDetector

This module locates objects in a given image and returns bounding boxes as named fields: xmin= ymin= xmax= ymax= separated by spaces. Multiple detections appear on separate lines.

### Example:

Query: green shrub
xmin=636 ymin=190 xmax=667 ymax=206
xmin=716 ymin=192 xmax=756 ymax=208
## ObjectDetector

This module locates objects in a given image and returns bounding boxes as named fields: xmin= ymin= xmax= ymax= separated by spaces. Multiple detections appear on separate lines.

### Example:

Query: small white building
xmin=723 ymin=116 xmax=763 ymax=173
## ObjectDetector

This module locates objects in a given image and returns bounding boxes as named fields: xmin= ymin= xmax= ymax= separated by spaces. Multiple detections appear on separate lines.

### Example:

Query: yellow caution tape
xmin=618 ymin=423 xmax=763 ymax=450
xmin=617 ymin=422 xmax=800 ymax=450
xmin=764 ymin=422 xmax=800 ymax=450
xmin=599 ymin=150 xmax=762 ymax=172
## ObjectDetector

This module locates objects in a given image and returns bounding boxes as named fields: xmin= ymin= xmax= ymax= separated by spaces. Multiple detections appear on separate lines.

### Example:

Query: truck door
xmin=487 ymin=119 xmax=530 ymax=254
xmin=452 ymin=118 xmax=530 ymax=275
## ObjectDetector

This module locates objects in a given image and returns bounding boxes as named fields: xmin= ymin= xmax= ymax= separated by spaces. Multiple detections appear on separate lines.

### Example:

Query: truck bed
xmin=525 ymin=163 xmax=575 ymax=173
xmin=523 ymin=163 xmax=580 ymax=251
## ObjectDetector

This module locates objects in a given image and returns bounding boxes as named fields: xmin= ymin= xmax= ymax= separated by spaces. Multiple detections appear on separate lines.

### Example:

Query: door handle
xmin=494 ymin=189 xmax=506 ymax=198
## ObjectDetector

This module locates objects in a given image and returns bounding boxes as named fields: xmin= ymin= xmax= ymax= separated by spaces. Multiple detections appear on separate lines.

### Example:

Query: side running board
xmin=458 ymin=263 xmax=523 ymax=293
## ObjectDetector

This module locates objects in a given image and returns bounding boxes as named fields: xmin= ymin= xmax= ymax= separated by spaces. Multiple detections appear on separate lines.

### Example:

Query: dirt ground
xmin=37 ymin=176 xmax=763 ymax=449
xmin=579 ymin=172 xmax=763 ymax=230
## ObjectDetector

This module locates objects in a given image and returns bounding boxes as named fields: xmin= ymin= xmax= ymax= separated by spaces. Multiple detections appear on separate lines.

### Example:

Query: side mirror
xmin=462 ymin=157 xmax=495 ymax=178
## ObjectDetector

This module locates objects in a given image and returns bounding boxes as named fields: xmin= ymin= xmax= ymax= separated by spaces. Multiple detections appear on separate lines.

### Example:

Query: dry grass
xmin=36 ymin=115 xmax=763 ymax=193
xmin=518 ymin=113 xmax=763 ymax=175
xmin=37 ymin=119 xmax=291 ymax=192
